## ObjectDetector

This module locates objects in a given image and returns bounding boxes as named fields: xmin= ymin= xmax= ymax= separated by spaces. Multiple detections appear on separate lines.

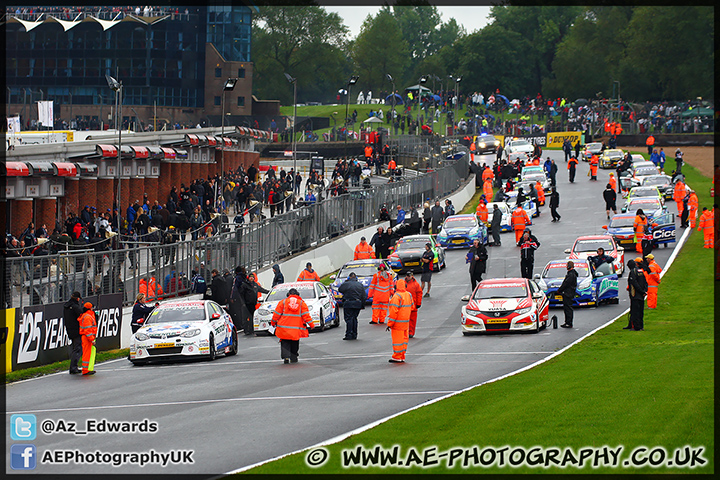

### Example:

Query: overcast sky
xmin=325 ymin=6 xmax=493 ymax=39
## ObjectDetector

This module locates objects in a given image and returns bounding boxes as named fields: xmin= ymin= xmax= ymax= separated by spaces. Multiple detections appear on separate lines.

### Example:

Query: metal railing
xmin=3 ymin=155 xmax=469 ymax=310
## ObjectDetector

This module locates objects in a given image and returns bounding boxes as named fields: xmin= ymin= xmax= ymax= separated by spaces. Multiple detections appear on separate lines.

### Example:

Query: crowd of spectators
xmin=9 ymin=6 xmax=193 ymax=21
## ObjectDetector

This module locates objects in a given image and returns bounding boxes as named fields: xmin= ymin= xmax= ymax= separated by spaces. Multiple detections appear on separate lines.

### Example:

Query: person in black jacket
xmin=625 ymin=259 xmax=647 ymax=331
xmin=131 ymin=293 xmax=157 ymax=333
xmin=549 ymin=187 xmax=561 ymax=222
xmin=272 ymin=264 xmax=285 ymax=287
xmin=517 ymin=230 xmax=539 ymax=279
xmin=337 ymin=272 xmax=367 ymax=340
xmin=63 ymin=291 xmax=84 ymax=374
xmin=205 ymin=269 xmax=230 ymax=306
xmin=370 ymin=226 xmax=390 ymax=259
xmin=467 ymin=238 xmax=488 ymax=291
xmin=603 ymin=183 xmax=617 ymax=219
xmin=557 ymin=261 xmax=578 ymax=328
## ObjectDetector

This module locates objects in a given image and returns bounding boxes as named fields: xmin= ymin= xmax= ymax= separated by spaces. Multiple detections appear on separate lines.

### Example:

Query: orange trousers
xmin=647 ymin=285 xmax=658 ymax=309
xmin=409 ymin=310 xmax=418 ymax=337
xmin=689 ymin=208 xmax=698 ymax=228
xmin=391 ymin=327 xmax=409 ymax=361
xmin=81 ymin=336 xmax=95 ymax=374
xmin=371 ymin=303 xmax=388 ymax=323
xmin=676 ymin=200 xmax=683 ymax=215
xmin=703 ymin=230 xmax=714 ymax=248
xmin=514 ymin=228 xmax=524 ymax=243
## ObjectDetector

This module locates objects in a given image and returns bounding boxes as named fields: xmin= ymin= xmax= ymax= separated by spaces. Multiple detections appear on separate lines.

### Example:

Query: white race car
xmin=129 ymin=300 xmax=238 ymax=365
xmin=254 ymin=281 xmax=339 ymax=335
xmin=485 ymin=202 xmax=512 ymax=232
xmin=504 ymin=139 xmax=535 ymax=159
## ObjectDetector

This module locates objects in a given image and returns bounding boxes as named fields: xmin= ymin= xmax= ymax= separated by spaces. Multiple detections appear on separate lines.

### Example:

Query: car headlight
xmin=257 ymin=308 xmax=271 ymax=316
xmin=578 ymin=277 xmax=592 ymax=290
xmin=537 ymin=279 xmax=547 ymax=290
xmin=469 ymin=227 xmax=479 ymax=236
xmin=479 ymin=143 xmax=486 ymax=148
xmin=438 ymin=230 xmax=448 ymax=238
xmin=135 ymin=332 xmax=149 ymax=341
xmin=465 ymin=308 xmax=480 ymax=316
xmin=181 ymin=328 xmax=201 ymax=338
xmin=307 ymin=304 xmax=314 ymax=312
xmin=516 ymin=306 xmax=532 ymax=315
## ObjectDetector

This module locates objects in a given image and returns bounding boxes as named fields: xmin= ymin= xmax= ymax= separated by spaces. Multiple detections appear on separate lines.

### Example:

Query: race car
xmin=632 ymin=160 xmax=656 ymax=173
xmin=129 ymin=299 xmax=238 ymax=365
xmin=503 ymin=190 xmax=538 ymax=218
xmin=503 ymin=139 xmax=535 ymax=159
xmin=601 ymin=213 xmax=638 ymax=248
xmin=437 ymin=214 xmax=488 ymax=249
xmin=564 ymin=235 xmax=625 ymax=276
xmin=518 ymin=172 xmax=551 ymax=194
xmin=640 ymin=174 xmax=674 ymax=200
xmin=520 ymin=165 xmax=545 ymax=177
xmin=485 ymin=202 xmax=512 ymax=232
xmin=535 ymin=259 xmax=619 ymax=308
xmin=622 ymin=197 xmax=666 ymax=219
xmin=460 ymin=277 xmax=550 ymax=334
xmin=329 ymin=259 xmax=396 ymax=304
xmin=254 ymin=281 xmax=339 ymax=334
xmin=626 ymin=186 xmax=664 ymax=205
xmin=581 ymin=142 xmax=603 ymax=161
xmin=474 ymin=134 xmax=501 ymax=155
xmin=600 ymin=149 xmax=624 ymax=169
xmin=387 ymin=234 xmax=446 ymax=273
xmin=633 ymin=166 xmax=661 ymax=181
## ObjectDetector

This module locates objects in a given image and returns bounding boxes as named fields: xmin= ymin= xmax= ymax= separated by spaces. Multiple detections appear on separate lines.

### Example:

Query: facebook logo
xmin=11 ymin=444 xmax=37 ymax=470
xmin=10 ymin=414 xmax=36 ymax=440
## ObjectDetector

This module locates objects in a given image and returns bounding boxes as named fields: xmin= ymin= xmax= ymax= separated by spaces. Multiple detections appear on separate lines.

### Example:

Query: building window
xmin=237 ymin=96 xmax=245 ymax=107
xmin=238 ymin=68 xmax=245 ymax=78
xmin=214 ymin=96 xmax=221 ymax=106
xmin=215 ymin=67 xmax=222 ymax=77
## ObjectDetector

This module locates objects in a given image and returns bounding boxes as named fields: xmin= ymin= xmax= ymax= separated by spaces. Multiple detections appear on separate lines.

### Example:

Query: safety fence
xmin=3 ymin=154 xmax=470 ymax=310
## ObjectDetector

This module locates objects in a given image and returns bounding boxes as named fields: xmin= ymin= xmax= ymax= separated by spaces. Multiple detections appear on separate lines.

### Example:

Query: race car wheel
xmin=532 ymin=318 xmax=540 ymax=333
xmin=207 ymin=334 xmax=216 ymax=361
xmin=462 ymin=331 xmax=472 ymax=336
xmin=334 ymin=305 xmax=340 ymax=327
xmin=227 ymin=328 xmax=238 ymax=356
xmin=131 ymin=360 xmax=147 ymax=366
xmin=318 ymin=309 xmax=327 ymax=331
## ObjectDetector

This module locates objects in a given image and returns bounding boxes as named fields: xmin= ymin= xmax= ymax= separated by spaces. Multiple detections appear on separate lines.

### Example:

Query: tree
xmin=252 ymin=5 xmax=350 ymax=104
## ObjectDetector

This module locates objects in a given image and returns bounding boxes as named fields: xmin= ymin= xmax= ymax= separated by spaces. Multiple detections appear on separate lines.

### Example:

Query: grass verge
xmin=238 ymin=163 xmax=713 ymax=474
xmin=5 ymin=349 xmax=130 ymax=384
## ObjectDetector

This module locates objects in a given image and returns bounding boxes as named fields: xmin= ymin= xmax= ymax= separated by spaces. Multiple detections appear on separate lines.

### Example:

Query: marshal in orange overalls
xmin=397 ymin=277 xmax=422 ymax=337
xmin=511 ymin=206 xmax=531 ymax=243
xmin=475 ymin=201 xmax=488 ymax=224
xmin=645 ymin=256 xmax=662 ymax=309
xmin=483 ymin=178 xmax=493 ymax=200
xmin=697 ymin=208 xmax=714 ymax=248
xmin=78 ymin=303 xmax=97 ymax=375
xmin=673 ymin=181 xmax=686 ymax=215
xmin=535 ymin=180 xmax=545 ymax=205
xmin=388 ymin=284 xmax=413 ymax=362
xmin=368 ymin=268 xmax=393 ymax=324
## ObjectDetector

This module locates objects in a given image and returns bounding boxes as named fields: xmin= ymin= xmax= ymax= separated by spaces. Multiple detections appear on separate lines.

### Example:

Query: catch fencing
xmin=4 ymin=154 xmax=470 ymax=310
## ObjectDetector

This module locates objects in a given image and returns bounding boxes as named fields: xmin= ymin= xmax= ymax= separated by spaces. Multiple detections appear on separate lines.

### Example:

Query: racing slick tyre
xmin=207 ymin=334 xmax=216 ymax=361
xmin=318 ymin=309 xmax=327 ymax=331
xmin=532 ymin=318 xmax=540 ymax=333
xmin=227 ymin=328 xmax=239 ymax=356
xmin=333 ymin=305 xmax=340 ymax=327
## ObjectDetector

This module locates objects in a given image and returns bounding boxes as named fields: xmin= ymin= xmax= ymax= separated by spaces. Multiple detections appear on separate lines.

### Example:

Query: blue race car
xmin=535 ymin=259 xmax=619 ymax=307
xmin=486 ymin=202 xmax=513 ymax=232
xmin=602 ymin=212 xmax=637 ymax=248
xmin=329 ymin=259 xmax=396 ymax=304
xmin=437 ymin=214 xmax=488 ymax=249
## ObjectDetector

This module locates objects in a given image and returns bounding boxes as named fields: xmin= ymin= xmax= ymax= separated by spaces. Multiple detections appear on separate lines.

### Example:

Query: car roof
xmin=478 ymin=277 xmax=528 ymax=286
xmin=574 ymin=234 xmax=614 ymax=241
xmin=398 ymin=234 xmax=432 ymax=241
xmin=604 ymin=149 xmax=624 ymax=155
xmin=629 ymin=197 xmax=662 ymax=203
xmin=546 ymin=259 xmax=588 ymax=267
xmin=586 ymin=142 xmax=602 ymax=147
xmin=272 ymin=281 xmax=319 ymax=289
xmin=610 ymin=212 xmax=637 ymax=219
xmin=343 ymin=259 xmax=385 ymax=266
xmin=157 ymin=300 xmax=208 ymax=309
xmin=445 ymin=214 xmax=476 ymax=220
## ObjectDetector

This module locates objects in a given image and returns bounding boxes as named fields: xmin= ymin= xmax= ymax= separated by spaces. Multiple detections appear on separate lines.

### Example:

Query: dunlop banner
xmin=10 ymin=293 xmax=122 ymax=371
xmin=547 ymin=131 xmax=582 ymax=149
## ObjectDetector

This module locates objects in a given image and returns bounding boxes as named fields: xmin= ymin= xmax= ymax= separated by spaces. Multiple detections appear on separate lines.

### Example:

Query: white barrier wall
xmin=120 ymin=174 xmax=477 ymax=348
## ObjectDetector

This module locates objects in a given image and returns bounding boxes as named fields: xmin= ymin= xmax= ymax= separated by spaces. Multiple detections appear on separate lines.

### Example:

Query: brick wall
xmin=78 ymin=178 xmax=98 ymax=213
xmin=145 ymin=177 xmax=159 ymax=204
xmin=96 ymin=178 xmax=114 ymax=213
xmin=11 ymin=199 xmax=32 ymax=238
xmin=36 ymin=198 xmax=56 ymax=233
xmin=63 ymin=178 xmax=79 ymax=218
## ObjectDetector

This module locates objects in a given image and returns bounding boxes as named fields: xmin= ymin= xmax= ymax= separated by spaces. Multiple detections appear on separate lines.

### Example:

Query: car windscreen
xmin=543 ymin=264 xmax=589 ymax=278
xmin=266 ymin=286 xmax=316 ymax=301
xmin=473 ymin=283 xmax=527 ymax=299
xmin=146 ymin=305 xmax=206 ymax=324
xmin=629 ymin=199 xmax=662 ymax=211
xmin=630 ymin=188 xmax=658 ymax=197
xmin=444 ymin=218 xmax=476 ymax=229
xmin=396 ymin=238 xmax=430 ymax=250
xmin=610 ymin=216 xmax=635 ymax=228
xmin=587 ymin=143 xmax=602 ymax=150
xmin=605 ymin=151 xmax=623 ymax=158
xmin=338 ymin=265 xmax=378 ymax=279
xmin=512 ymin=140 xmax=531 ymax=147
xmin=635 ymin=168 xmax=658 ymax=176
xmin=642 ymin=177 xmax=669 ymax=186
xmin=574 ymin=239 xmax=614 ymax=252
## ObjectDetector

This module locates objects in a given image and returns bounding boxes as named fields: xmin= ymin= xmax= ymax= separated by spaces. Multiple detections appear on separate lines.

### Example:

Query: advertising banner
xmin=10 ymin=293 xmax=122 ymax=371
xmin=546 ymin=131 xmax=582 ymax=149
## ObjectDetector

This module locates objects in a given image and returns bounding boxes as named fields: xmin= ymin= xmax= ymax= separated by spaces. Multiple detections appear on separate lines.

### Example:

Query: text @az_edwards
xmin=304 ymin=444 xmax=708 ymax=470
xmin=40 ymin=418 xmax=158 ymax=435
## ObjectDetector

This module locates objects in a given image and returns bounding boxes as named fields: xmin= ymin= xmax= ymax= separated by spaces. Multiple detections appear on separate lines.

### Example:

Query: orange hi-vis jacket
xmin=483 ymin=178 xmax=493 ymax=199
xmin=297 ymin=268 xmax=321 ymax=282
xmin=590 ymin=155 xmax=599 ymax=173
xmin=388 ymin=290 xmax=413 ymax=330
xmin=688 ymin=192 xmax=699 ymax=227
xmin=249 ymin=272 xmax=263 ymax=309
xmin=476 ymin=202 xmax=489 ymax=222
xmin=609 ymin=174 xmax=617 ymax=191
xmin=647 ymin=260 xmax=661 ymax=287
xmin=354 ymin=241 xmax=375 ymax=260
xmin=396 ymin=278 xmax=422 ymax=312
xmin=633 ymin=214 xmax=648 ymax=243
xmin=511 ymin=207 xmax=530 ymax=231
xmin=646 ymin=135 xmax=655 ymax=147
xmin=535 ymin=181 xmax=545 ymax=204
xmin=368 ymin=271 xmax=393 ymax=307
xmin=79 ymin=308 xmax=97 ymax=342
xmin=568 ymin=157 xmax=578 ymax=170
xmin=364 ymin=145 xmax=373 ymax=158
xmin=271 ymin=294 xmax=312 ymax=341
xmin=139 ymin=277 xmax=164 ymax=300
xmin=388 ymin=159 xmax=397 ymax=170
xmin=673 ymin=181 xmax=686 ymax=203
xmin=697 ymin=209 xmax=714 ymax=246
xmin=482 ymin=168 xmax=494 ymax=183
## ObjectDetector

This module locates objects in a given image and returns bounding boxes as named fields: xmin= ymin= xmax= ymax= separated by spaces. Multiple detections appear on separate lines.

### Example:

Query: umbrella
xmin=385 ymin=93 xmax=404 ymax=105
xmin=496 ymin=94 xmax=509 ymax=105
xmin=680 ymin=107 xmax=713 ymax=117
xmin=574 ymin=98 xmax=588 ymax=106
xmin=363 ymin=117 xmax=383 ymax=123
xmin=432 ymin=94 xmax=442 ymax=102
xmin=404 ymin=84 xmax=432 ymax=93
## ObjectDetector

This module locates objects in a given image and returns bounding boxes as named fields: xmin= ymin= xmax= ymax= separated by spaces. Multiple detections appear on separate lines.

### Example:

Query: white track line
xmin=223 ymin=225 xmax=692 ymax=475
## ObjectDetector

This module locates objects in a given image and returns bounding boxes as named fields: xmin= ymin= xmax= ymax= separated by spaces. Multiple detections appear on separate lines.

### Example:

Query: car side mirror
xmin=461 ymin=294 xmax=470 ymax=302
xmin=211 ymin=313 xmax=221 ymax=319
xmin=330 ymin=274 xmax=336 ymax=279
xmin=533 ymin=274 xmax=540 ymax=280
xmin=320 ymin=293 xmax=327 ymax=298
xmin=601 ymin=225 xmax=608 ymax=230
xmin=595 ymin=271 xmax=604 ymax=278
xmin=617 ymin=247 xmax=624 ymax=252
xmin=564 ymin=248 xmax=571 ymax=254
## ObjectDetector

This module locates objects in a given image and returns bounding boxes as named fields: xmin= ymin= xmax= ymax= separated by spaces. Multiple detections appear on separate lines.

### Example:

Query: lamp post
xmin=454 ymin=76 xmax=462 ymax=136
xmin=284 ymin=73 xmax=298 ymax=180
xmin=419 ymin=75 xmax=430 ymax=133
xmin=386 ymin=73 xmax=395 ymax=138
xmin=219 ymin=77 xmax=238 ymax=208
xmin=344 ymin=75 xmax=359 ymax=160
xmin=106 ymin=74 xmax=122 ymax=234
